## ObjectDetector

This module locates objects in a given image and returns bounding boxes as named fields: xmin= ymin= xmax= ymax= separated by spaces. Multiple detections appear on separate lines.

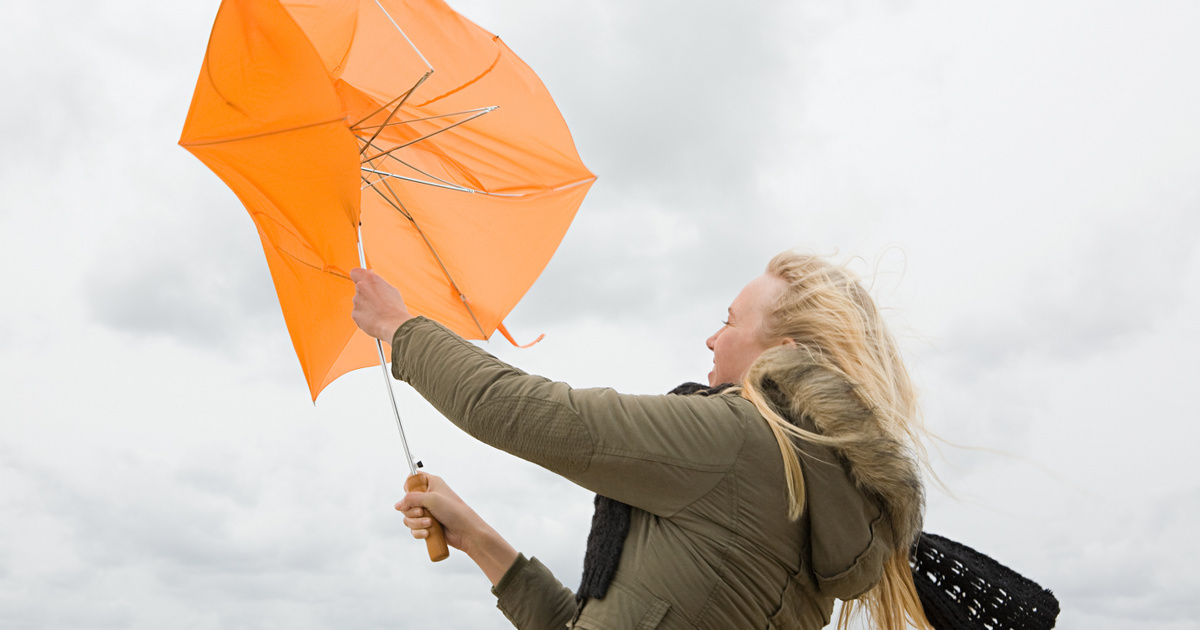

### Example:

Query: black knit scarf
xmin=910 ymin=532 xmax=1059 ymax=630
xmin=575 ymin=385 xmax=1060 ymax=629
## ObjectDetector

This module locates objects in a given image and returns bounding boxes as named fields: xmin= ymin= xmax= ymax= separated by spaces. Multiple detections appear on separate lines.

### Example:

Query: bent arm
xmin=391 ymin=317 xmax=748 ymax=516
xmin=398 ymin=476 xmax=577 ymax=630
xmin=397 ymin=473 xmax=518 ymax=586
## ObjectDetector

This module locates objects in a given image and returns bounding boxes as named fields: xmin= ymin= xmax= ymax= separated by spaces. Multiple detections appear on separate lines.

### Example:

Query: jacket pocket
xmin=575 ymin=580 xmax=672 ymax=629
xmin=636 ymin=597 xmax=670 ymax=629
xmin=766 ymin=570 xmax=834 ymax=630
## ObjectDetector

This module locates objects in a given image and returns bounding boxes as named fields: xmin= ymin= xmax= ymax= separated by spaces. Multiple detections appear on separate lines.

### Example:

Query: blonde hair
xmin=739 ymin=251 xmax=931 ymax=630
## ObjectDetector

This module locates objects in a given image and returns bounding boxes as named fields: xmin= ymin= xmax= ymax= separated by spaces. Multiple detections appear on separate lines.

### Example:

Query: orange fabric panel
xmin=182 ymin=0 xmax=594 ymax=400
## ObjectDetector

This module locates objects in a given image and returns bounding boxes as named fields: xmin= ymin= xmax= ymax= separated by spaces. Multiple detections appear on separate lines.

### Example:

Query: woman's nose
xmin=706 ymin=329 xmax=718 ymax=350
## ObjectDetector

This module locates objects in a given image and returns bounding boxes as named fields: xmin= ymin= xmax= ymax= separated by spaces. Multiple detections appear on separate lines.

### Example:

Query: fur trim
xmin=762 ymin=363 xmax=925 ymax=549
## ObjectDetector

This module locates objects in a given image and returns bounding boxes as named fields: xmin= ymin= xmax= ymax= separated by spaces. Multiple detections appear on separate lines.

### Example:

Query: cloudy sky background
xmin=3 ymin=1 xmax=1199 ymax=628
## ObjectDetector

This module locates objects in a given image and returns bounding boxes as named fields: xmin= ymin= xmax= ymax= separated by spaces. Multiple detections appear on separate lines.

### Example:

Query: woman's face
xmin=706 ymin=273 xmax=787 ymax=386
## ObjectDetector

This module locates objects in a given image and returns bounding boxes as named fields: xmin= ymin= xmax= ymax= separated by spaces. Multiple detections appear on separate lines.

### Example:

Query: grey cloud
xmin=485 ymin=1 xmax=925 ymax=330
xmin=0 ymin=3 xmax=209 ymax=171
xmin=940 ymin=203 xmax=1200 ymax=371
xmin=0 ymin=445 xmax=382 ymax=627
xmin=1050 ymin=487 xmax=1200 ymax=625
xmin=506 ymin=187 xmax=815 ymax=330
xmin=83 ymin=197 xmax=284 ymax=350
xmin=511 ymin=1 xmax=798 ymax=193
xmin=0 ymin=436 xmax=576 ymax=629
xmin=84 ymin=251 xmax=280 ymax=349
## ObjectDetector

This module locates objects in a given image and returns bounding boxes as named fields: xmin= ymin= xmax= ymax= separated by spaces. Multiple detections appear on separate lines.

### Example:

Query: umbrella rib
xmin=348 ymin=73 xmax=427 ymax=130
xmin=358 ymin=98 xmax=403 ymax=157
xmin=179 ymin=117 xmax=346 ymax=147
xmin=363 ymin=164 xmax=472 ymax=194
xmin=362 ymin=177 xmax=488 ymax=338
xmin=360 ymin=176 xmax=413 ymax=221
xmin=357 ymin=128 xmax=596 ymax=198
xmin=359 ymin=107 xmax=496 ymax=164
xmin=272 ymin=241 xmax=352 ymax=280
xmin=355 ymin=133 xmax=496 ymax=196
xmin=373 ymin=0 xmax=433 ymax=72
xmin=360 ymin=144 xmax=470 ymax=192
xmin=357 ymin=71 xmax=432 ymax=155
xmin=547 ymin=176 xmax=598 ymax=193
xmin=361 ymin=167 xmax=523 ymax=197
xmin=247 ymin=210 xmax=354 ymax=279
xmin=363 ymin=166 xmax=595 ymax=199
xmin=353 ymin=106 xmax=498 ymax=132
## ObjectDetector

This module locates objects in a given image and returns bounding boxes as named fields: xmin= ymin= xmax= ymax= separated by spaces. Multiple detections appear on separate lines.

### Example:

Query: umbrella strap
xmin=497 ymin=322 xmax=544 ymax=348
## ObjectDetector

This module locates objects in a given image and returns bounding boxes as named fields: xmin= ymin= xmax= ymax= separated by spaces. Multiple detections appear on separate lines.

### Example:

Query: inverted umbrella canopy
xmin=180 ymin=0 xmax=594 ymax=400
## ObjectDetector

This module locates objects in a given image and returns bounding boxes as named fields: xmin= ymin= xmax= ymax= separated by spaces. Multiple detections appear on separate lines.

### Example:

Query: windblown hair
xmin=739 ymin=251 xmax=932 ymax=630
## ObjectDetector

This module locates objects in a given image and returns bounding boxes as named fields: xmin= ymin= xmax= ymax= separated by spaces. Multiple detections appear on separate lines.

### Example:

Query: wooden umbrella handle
xmin=404 ymin=471 xmax=450 ymax=562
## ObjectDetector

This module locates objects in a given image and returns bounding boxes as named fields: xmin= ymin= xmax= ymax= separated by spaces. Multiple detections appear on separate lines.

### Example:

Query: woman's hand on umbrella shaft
xmin=350 ymin=268 xmax=412 ymax=342
xmin=398 ymin=474 xmax=519 ymax=586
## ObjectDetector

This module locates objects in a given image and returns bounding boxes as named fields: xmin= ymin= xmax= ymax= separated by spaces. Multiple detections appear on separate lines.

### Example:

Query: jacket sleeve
xmin=491 ymin=554 xmax=577 ymax=630
xmin=390 ymin=317 xmax=747 ymax=516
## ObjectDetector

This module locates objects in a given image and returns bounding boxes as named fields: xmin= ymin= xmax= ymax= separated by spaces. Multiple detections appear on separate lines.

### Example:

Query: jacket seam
xmin=589 ymin=395 xmax=749 ymax=472
xmin=691 ymin=472 xmax=738 ymax=626
xmin=690 ymin=412 xmax=750 ymax=625
xmin=665 ymin=405 xmax=753 ymax=518
xmin=592 ymin=446 xmax=732 ymax=472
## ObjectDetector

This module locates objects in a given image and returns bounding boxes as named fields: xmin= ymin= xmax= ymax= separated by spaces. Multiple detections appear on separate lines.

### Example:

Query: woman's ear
xmin=778 ymin=338 xmax=796 ymax=348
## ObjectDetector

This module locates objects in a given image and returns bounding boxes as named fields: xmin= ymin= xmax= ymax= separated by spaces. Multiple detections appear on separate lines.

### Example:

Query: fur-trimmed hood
xmin=759 ymin=360 xmax=925 ymax=553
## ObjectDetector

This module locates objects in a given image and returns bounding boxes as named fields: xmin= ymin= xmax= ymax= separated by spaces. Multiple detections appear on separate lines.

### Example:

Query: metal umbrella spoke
xmin=356 ymin=72 xmax=432 ymax=156
xmin=359 ymin=107 xmax=497 ymax=164
xmin=359 ymin=173 xmax=489 ymax=338
xmin=352 ymin=106 xmax=498 ymax=133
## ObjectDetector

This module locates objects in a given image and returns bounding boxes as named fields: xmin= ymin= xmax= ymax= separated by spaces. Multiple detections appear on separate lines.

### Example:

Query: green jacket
xmin=392 ymin=318 xmax=913 ymax=630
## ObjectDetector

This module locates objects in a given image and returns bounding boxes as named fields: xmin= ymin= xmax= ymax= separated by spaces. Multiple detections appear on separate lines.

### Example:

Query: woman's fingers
xmin=404 ymin=516 xmax=433 ymax=528
xmin=401 ymin=503 xmax=433 ymax=540
xmin=393 ymin=474 xmax=476 ymax=552
xmin=398 ymin=505 xmax=424 ymax=518
xmin=396 ymin=492 xmax=433 ymax=515
xmin=350 ymin=267 xmax=412 ymax=341
xmin=397 ymin=496 xmax=431 ymax=534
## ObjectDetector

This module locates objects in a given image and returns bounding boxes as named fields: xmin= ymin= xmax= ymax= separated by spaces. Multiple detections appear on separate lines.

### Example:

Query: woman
xmin=351 ymin=251 xmax=930 ymax=630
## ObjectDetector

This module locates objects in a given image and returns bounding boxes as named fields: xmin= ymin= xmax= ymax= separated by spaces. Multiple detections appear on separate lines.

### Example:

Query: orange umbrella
xmin=180 ymin=0 xmax=594 ymax=562
xmin=179 ymin=0 xmax=594 ymax=400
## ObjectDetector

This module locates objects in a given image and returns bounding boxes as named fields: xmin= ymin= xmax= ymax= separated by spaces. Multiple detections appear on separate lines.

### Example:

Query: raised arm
xmin=388 ymin=317 xmax=749 ymax=516
xmin=349 ymin=268 xmax=749 ymax=514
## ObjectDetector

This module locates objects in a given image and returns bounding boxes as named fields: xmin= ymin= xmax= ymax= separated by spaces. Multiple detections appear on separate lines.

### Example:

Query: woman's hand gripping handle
xmin=403 ymin=471 xmax=450 ymax=562
xmin=398 ymin=473 xmax=518 ymax=583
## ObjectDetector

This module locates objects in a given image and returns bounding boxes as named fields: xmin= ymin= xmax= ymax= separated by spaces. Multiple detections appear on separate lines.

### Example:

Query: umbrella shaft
xmin=359 ymin=223 xmax=419 ymax=477
xmin=376 ymin=337 xmax=418 ymax=477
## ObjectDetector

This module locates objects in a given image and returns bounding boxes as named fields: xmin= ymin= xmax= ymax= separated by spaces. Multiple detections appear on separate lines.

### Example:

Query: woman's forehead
xmin=733 ymin=274 xmax=786 ymax=313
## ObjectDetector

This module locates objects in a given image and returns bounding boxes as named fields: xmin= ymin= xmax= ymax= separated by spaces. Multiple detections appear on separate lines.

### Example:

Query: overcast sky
xmin=2 ymin=1 xmax=1199 ymax=628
